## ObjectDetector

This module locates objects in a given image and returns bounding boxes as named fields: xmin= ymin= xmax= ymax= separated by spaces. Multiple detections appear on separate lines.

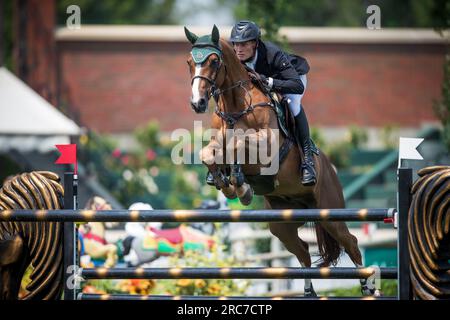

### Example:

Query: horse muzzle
xmin=190 ymin=97 xmax=208 ymax=113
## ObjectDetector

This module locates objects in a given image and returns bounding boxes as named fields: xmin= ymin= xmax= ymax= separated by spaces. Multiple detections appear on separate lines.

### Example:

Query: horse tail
xmin=311 ymin=150 xmax=344 ymax=267
xmin=314 ymin=223 xmax=342 ymax=267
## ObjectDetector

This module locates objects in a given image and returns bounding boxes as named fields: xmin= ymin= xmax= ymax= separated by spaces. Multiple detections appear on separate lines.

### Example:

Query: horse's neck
xmin=219 ymin=49 xmax=256 ymax=113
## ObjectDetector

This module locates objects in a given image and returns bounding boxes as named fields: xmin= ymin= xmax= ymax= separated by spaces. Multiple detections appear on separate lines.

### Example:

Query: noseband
xmin=190 ymin=67 xmax=225 ymax=102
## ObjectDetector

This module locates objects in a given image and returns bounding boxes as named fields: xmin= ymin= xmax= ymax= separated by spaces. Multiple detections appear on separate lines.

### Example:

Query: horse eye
xmin=211 ymin=59 xmax=219 ymax=67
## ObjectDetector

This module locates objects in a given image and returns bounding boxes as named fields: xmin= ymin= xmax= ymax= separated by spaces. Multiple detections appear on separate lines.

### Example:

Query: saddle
xmin=246 ymin=67 xmax=319 ymax=150
xmin=271 ymin=92 xmax=295 ymax=139
xmin=270 ymin=93 xmax=319 ymax=152
xmin=245 ymin=67 xmax=294 ymax=139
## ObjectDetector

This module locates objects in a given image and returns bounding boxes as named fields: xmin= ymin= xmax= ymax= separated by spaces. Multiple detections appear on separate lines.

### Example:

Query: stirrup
xmin=301 ymin=161 xmax=316 ymax=186
xmin=206 ymin=171 xmax=215 ymax=186
xmin=301 ymin=161 xmax=315 ymax=172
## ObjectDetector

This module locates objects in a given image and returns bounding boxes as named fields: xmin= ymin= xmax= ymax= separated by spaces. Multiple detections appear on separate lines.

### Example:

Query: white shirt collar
xmin=245 ymin=50 xmax=258 ymax=70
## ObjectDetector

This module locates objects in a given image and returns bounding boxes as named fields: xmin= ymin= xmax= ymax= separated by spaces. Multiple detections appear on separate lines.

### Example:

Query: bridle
xmin=190 ymin=43 xmax=226 ymax=101
xmin=190 ymin=44 xmax=274 ymax=129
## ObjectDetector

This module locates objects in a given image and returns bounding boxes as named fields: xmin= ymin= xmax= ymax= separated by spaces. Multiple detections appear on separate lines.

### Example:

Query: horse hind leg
xmin=318 ymin=221 xmax=380 ymax=296
xmin=268 ymin=222 xmax=317 ymax=297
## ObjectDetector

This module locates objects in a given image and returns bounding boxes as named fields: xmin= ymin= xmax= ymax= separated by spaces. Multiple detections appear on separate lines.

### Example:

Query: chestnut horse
xmin=185 ymin=25 xmax=377 ymax=296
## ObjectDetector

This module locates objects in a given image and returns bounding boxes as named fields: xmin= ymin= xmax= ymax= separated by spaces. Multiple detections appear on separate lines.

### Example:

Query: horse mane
xmin=0 ymin=171 xmax=64 ymax=299
xmin=219 ymin=39 xmax=251 ymax=80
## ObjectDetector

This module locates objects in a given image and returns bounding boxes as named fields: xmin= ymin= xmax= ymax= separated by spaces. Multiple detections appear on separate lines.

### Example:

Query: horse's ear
xmin=184 ymin=26 xmax=198 ymax=45
xmin=211 ymin=25 xmax=220 ymax=45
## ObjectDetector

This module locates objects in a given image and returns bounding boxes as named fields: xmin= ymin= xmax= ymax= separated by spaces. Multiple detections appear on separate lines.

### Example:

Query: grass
xmin=320 ymin=280 xmax=397 ymax=297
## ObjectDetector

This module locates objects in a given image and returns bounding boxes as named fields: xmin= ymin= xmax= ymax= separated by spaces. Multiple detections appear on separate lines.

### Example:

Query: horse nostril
xmin=190 ymin=98 xmax=207 ymax=113
xmin=191 ymin=99 xmax=201 ymax=110
xmin=199 ymin=98 xmax=207 ymax=107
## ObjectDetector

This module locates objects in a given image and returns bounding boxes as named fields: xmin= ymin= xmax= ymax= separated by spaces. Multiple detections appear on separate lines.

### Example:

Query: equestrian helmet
xmin=230 ymin=20 xmax=261 ymax=43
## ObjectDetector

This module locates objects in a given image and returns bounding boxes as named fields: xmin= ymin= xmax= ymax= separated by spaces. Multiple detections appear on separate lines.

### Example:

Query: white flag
xmin=398 ymin=137 xmax=424 ymax=168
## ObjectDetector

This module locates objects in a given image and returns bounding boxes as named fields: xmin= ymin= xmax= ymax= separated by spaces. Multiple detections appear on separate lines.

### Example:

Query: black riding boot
xmin=294 ymin=107 xmax=317 ymax=186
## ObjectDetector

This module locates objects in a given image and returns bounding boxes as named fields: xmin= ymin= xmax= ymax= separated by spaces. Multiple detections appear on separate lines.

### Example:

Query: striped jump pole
xmin=81 ymin=267 xmax=398 ymax=280
xmin=0 ymin=208 xmax=396 ymax=222
xmin=78 ymin=294 xmax=397 ymax=301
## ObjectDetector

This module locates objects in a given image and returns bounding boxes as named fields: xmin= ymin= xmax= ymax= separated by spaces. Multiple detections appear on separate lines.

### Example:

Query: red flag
xmin=55 ymin=144 xmax=77 ymax=174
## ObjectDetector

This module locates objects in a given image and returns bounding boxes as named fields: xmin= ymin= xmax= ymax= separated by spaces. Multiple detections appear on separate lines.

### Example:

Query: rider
xmin=208 ymin=20 xmax=316 ymax=186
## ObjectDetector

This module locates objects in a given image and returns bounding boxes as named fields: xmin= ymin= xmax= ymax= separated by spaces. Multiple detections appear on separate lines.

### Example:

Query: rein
xmin=212 ymin=77 xmax=274 ymax=129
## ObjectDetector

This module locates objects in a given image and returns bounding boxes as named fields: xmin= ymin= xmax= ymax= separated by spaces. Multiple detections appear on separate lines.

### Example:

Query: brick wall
xmin=58 ymin=41 xmax=204 ymax=133
xmin=295 ymin=43 xmax=444 ymax=127
xmin=57 ymin=31 xmax=445 ymax=133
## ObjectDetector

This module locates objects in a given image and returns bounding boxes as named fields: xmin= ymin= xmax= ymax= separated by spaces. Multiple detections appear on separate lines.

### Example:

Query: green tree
xmin=56 ymin=0 xmax=177 ymax=25
xmin=431 ymin=0 xmax=450 ymax=152
xmin=1 ymin=0 xmax=13 ymax=70
xmin=227 ymin=0 xmax=443 ymax=52
xmin=230 ymin=0 xmax=289 ymax=48
xmin=430 ymin=0 xmax=450 ymax=32
xmin=232 ymin=0 xmax=441 ymax=28
xmin=434 ymin=55 xmax=450 ymax=152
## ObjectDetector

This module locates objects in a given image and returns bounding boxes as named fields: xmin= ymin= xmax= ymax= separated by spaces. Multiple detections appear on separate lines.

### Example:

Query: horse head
xmin=185 ymin=25 xmax=227 ymax=113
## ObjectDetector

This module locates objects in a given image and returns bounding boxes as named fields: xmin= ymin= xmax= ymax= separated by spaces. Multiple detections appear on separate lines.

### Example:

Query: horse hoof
xmin=360 ymin=279 xmax=376 ymax=296
xmin=239 ymin=187 xmax=253 ymax=206
xmin=304 ymin=287 xmax=317 ymax=297
xmin=222 ymin=186 xmax=237 ymax=199
xmin=225 ymin=192 xmax=237 ymax=200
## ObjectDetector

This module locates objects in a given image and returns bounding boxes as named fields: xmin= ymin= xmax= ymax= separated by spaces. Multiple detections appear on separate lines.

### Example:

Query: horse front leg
xmin=199 ymin=140 xmax=237 ymax=199
xmin=230 ymin=163 xmax=253 ymax=206
xmin=210 ymin=166 xmax=237 ymax=199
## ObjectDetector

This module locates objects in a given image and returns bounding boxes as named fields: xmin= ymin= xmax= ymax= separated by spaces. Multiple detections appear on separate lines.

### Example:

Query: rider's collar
xmin=191 ymin=35 xmax=222 ymax=64
xmin=244 ymin=50 xmax=258 ymax=70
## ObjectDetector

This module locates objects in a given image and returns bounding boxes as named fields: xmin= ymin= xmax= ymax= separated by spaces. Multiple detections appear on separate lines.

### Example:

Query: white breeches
xmin=283 ymin=74 xmax=307 ymax=116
